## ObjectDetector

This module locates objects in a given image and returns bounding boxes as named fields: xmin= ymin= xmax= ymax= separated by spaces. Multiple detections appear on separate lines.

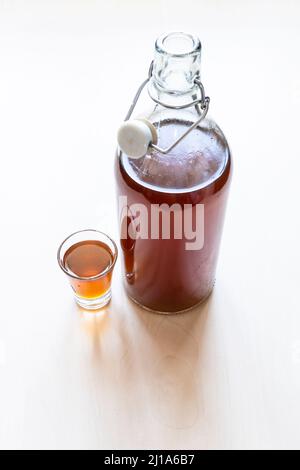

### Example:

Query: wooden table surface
xmin=0 ymin=0 xmax=300 ymax=450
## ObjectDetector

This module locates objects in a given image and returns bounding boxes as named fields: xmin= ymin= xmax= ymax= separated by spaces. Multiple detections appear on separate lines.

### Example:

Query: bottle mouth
xmin=156 ymin=32 xmax=201 ymax=58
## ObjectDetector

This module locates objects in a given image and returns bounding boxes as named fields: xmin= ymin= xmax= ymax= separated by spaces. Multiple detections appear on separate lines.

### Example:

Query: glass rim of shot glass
xmin=57 ymin=229 xmax=118 ymax=281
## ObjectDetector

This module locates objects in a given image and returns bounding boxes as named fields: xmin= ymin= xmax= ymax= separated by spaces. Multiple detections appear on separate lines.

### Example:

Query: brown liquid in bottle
xmin=116 ymin=119 xmax=232 ymax=313
xmin=63 ymin=240 xmax=114 ymax=299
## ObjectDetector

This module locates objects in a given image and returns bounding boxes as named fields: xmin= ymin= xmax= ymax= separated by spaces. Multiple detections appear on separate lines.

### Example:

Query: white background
xmin=0 ymin=0 xmax=300 ymax=450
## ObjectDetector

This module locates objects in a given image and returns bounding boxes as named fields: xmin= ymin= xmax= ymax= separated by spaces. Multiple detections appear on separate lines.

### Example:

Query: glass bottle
xmin=115 ymin=32 xmax=232 ymax=314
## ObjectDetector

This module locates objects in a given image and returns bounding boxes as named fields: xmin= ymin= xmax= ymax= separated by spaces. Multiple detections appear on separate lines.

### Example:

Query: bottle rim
xmin=155 ymin=32 xmax=201 ymax=58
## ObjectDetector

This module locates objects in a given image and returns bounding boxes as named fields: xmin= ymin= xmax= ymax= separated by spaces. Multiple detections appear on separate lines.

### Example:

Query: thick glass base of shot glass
xmin=74 ymin=289 xmax=112 ymax=311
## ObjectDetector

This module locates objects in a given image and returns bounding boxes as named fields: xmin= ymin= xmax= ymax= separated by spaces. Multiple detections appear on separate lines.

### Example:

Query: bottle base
xmin=125 ymin=285 xmax=214 ymax=315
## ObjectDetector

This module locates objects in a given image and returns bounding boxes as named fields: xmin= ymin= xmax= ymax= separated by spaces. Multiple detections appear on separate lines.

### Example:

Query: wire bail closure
xmin=123 ymin=61 xmax=210 ymax=156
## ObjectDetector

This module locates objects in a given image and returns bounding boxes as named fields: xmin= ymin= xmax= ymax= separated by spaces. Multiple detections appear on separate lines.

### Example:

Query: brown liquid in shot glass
xmin=63 ymin=240 xmax=114 ymax=299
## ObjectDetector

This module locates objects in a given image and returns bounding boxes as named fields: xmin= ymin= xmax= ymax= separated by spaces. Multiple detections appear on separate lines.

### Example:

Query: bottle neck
xmin=148 ymin=32 xmax=202 ymax=108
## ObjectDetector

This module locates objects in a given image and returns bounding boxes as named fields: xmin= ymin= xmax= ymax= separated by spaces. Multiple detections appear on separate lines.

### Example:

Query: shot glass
xmin=57 ymin=229 xmax=118 ymax=310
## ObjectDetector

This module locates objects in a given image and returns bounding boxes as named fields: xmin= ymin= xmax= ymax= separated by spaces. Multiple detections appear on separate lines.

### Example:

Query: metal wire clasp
xmin=124 ymin=61 xmax=210 ymax=155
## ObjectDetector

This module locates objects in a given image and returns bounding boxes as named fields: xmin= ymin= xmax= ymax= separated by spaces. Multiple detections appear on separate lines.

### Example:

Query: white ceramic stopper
xmin=117 ymin=119 xmax=154 ymax=159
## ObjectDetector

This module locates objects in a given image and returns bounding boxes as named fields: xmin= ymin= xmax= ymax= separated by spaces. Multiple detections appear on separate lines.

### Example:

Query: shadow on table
xmin=128 ymin=295 xmax=212 ymax=430
xmin=79 ymin=290 xmax=215 ymax=433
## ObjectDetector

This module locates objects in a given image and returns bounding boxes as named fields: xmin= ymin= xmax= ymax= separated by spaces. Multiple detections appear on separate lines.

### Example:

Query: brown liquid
xmin=63 ymin=240 xmax=114 ymax=299
xmin=116 ymin=118 xmax=232 ymax=313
